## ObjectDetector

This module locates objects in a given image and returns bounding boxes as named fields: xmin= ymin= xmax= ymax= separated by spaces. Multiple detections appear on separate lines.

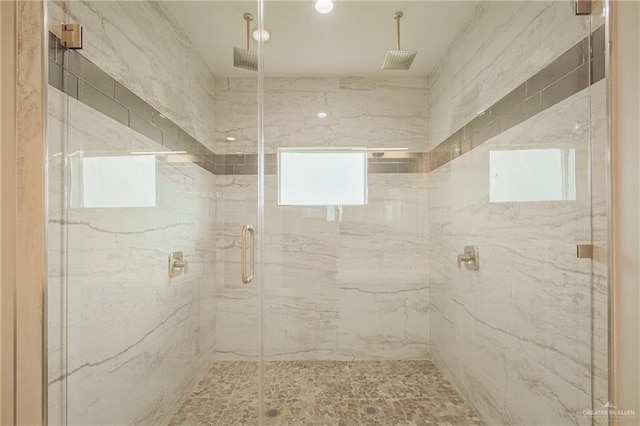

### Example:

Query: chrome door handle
xmin=241 ymin=224 xmax=255 ymax=284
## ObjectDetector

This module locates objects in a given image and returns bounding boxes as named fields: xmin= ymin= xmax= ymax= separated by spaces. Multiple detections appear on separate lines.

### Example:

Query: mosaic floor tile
xmin=169 ymin=360 xmax=482 ymax=425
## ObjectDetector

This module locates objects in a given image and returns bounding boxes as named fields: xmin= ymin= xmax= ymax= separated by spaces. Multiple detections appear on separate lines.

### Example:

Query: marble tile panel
xmin=262 ymin=295 xmax=340 ymax=360
xmin=216 ymin=169 xmax=429 ymax=360
xmin=429 ymin=86 xmax=597 ymax=424
xmin=438 ymin=86 xmax=592 ymax=245
xmin=215 ymin=76 xmax=428 ymax=155
xmin=428 ymin=1 xmax=589 ymax=150
xmin=49 ymin=0 xmax=217 ymax=150
xmin=48 ymin=91 xmax=217 ymax=425
xmin=337 ymin=287 xmax=430 ymax=360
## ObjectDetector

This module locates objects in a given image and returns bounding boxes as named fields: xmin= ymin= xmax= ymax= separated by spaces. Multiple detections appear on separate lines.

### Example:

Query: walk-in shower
xmin=45 ymin=1 xmax=610 ymax=424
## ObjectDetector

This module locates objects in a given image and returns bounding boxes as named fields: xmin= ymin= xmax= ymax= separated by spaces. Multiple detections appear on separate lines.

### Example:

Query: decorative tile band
xmin=48 ymin=33 xmax=219 ymax=173
xmin=427 ymin=25 xmax=605 ymax=172
xmin=48 ymin=25 xmax=604 ymax=176
xmin=47 ymin=34 xmax=421 ymax=176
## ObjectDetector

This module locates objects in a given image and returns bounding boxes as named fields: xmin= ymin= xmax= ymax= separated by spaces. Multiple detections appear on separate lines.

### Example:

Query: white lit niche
xmin=489 ymin=148 xmax=576 ymax=202
xmin=77 ymin=154 xmax=157 ymax=208
xmin=278 ymin=148 xmax=368 ymax=206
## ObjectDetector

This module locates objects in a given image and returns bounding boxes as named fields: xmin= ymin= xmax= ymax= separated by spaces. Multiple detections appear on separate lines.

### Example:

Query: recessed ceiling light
xmin=315 ymin=0 xmax=334 ymax=14
xmin=226 ymin=136 xmax=237 ymax=142
xmin=252 ymin=29 xmax=270 ymax=42
xmin=316 ymin=112 xmax=328 ymax=118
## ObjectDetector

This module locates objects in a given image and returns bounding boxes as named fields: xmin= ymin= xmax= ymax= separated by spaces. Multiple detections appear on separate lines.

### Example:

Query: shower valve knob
xmin=457 ymin=246 xmax=479 ymax=271
xmin=169 ymin=251 xmax=188 ymax=277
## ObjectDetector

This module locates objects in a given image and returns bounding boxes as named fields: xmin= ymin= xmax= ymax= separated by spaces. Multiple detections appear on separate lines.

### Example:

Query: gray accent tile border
xmin=428 ymin=25 xmax=606 ymax=173
xmin=48 ymin=34 xmax=217 ymax=174
xmin=48 ymin=25 xmax=605 ymax=176
xmin=47 ymin=35 xmax=420 ymax=176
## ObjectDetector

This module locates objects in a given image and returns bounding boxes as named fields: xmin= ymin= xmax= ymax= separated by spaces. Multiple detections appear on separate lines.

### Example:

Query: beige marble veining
xmin=427 ymin=1 xmax=589 ymax=151
xmin=46 ymin=88 xmax=217 ymax=425
xmin=216 ymin=173 xmax=430 ymax=361
xmin=427 ymin=3 xmax=607 ymax=424
xmin=215 ymin=76 xmax=428 ymax=155
xmin=429 ymin=84 xmax=599 ymax=425
xmin=39 ymin=2 xmax=610 ymax=425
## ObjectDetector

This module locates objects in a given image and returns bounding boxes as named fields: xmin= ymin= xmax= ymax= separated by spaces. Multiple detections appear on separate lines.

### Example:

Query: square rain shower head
xmin=233 ymin=47 xmax=258 ymax=72
xmin=381 ymin=50 xmax=417 ymax=70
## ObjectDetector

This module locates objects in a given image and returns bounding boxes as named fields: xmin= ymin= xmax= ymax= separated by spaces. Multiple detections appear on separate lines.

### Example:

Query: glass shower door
xmin=46 ymin=1 xmax=261 ymax=424
xmin=257 ymin=1 xmax=608 ymax=425
xmin=44 ymin=0 xmax=610 ymax=424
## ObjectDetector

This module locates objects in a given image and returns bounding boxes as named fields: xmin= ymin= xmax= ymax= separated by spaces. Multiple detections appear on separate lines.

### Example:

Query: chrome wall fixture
xmin=575 ymin=0 xmax=592 ymax=15
xmin=457 ymin=246 xmax=480 ymax=271
xmin=576 ymin=244 xmax=594 ymax=259
xmin=59 ymin=23 xmax=83 ymax=49
xmin=168 ymin=251 xmax=188 ymax=277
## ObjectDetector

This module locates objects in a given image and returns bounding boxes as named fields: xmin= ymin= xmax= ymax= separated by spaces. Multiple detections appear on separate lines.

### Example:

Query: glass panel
xmin=259 ymin=1 xmax=605 ymax=424
xmin=46 ymin=1 xmax=260 ymax=424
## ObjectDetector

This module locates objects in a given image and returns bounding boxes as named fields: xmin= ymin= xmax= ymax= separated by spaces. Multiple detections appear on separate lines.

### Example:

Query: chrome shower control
xmin=169 ymin=251 xmax=188 ymax=277
xmin=457 ymin=246 xmax=479 ymax=271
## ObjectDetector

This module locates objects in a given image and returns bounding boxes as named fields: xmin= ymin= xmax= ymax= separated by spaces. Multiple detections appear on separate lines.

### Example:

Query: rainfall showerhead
xmin=234 ymin=46 xmax=257 ymax=72
xmin=381 ymin=11 xmax=417 ymax=70
xmin=234 ymin=12 xmax=258 ymax=72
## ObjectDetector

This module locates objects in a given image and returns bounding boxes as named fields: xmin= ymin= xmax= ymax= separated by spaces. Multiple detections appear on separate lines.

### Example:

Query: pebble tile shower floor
xmin=169 ymin=360 xmax=482 ymax=425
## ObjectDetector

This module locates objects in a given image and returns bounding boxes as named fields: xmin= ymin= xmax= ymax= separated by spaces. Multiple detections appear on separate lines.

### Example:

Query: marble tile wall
xmin=47 ymin=87 xmax=217 ymax=425
xmin=42 ymin=2 xmax=609 ymax=424
xmin=429 ymin=88 xmax=595 ymax=424
xmin=216 ymin=173 xmax=430 ymax=360
xmin=214 ymin=76 xmax=430 ymax=360
xmin=427 ymin=1 xmax=608 ymax=424
xmin=427 ymin=1 xmax=590 ymax=151
xmin=215 ymin=77 xmax=428 ymax=154
xmin=46 ymin=1 xmax=219 ymax=424
xmin=48 ymin=0 xmax=217 ymax=151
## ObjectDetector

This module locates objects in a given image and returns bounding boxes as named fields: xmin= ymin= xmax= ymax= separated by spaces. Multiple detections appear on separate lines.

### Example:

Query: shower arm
xmin=395 ymin=11 xmax=403 ymax=51
xmin=243 ymin=12 xmax=253 ymax=51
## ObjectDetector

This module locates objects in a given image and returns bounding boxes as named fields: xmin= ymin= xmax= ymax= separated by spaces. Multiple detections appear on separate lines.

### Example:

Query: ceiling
xmin=164 ymin=1 xmax=477 ymax=77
